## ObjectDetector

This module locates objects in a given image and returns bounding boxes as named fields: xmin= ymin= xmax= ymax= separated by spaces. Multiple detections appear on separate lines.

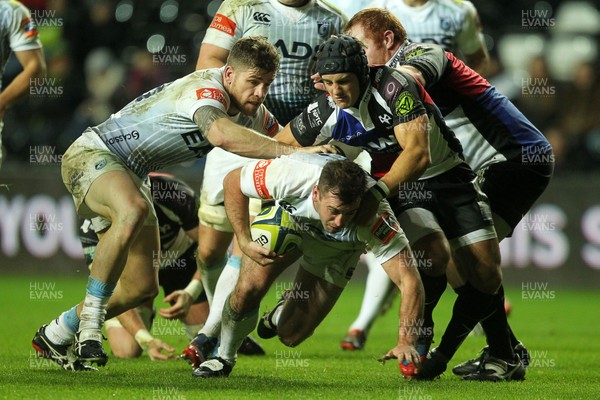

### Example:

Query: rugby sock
xmin=419 ymin=271 xmax=448 ymax=338
xmin=78 ymin=276 xmax=116 ymax=333
xmin=184 ymin=323 xmax=204 ymax=340
xmin=437 ymin=282 xmax=495 ymax=360
xmin=218 ymin=296 xmax=258 ymax=363
xmin=45 ymin=305 xmax=79 ymax=345
xmin=481 ymin=286 xmax=520 ymax=348
xmin=199 ymin=256 xmax=241 ymax=338
xmin=349 ymin=252 xmax=394 ymax=333
xmin=481 ymin=285 xmax=515 ymax=361
xmin=199 ymin=256 xmax=227 ymax=306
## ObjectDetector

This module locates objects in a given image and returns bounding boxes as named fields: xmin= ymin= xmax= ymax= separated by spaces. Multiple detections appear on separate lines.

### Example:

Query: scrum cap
xmin=315 ymin=34 xmax=369 ymax=88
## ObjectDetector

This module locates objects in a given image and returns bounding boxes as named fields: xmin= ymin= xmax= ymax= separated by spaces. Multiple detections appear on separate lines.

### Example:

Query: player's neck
xmin=403 ymin=0 xmax=429 ymax=7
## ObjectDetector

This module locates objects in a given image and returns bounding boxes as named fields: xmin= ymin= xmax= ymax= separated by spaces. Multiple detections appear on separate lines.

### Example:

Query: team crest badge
xmin=317 ymin=20 xmax=331 ymax=38
xmin=395 ymin=92 xmax=416 ymax=116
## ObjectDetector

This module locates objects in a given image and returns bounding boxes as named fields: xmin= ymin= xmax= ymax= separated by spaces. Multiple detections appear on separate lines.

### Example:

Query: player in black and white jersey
xmin=276 ymin=34 xmax=525 ymax=381
xmin=193 ymin=153 xmax=424 ymax=378
xmin=370 ymin=0 xmax=489 ymax=74
xmin=342 ymin=8 xmax=552 ymax=380
xmin=31 ymin=37 xmax=335 ymax=371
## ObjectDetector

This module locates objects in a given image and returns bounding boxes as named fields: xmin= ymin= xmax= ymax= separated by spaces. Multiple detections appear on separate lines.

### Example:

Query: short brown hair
xmin=344 ymin=8 xmax=407 ymax=46
xmin=227 ymin=36 xmax=280 ymax=73
xmin=318 ymin=160 xmax=367 ymax=204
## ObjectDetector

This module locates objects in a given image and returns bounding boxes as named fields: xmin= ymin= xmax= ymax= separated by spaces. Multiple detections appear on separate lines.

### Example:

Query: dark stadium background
xmin=1 ymin=0 xmax=599 ymax=289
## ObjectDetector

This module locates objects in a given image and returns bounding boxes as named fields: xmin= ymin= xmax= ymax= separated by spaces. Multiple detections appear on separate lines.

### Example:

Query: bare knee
xmin=111 ymin=345 xmax=142 ymax=359
xmin=278 ymin=326 xmax=312 ymax=348
xmin=112 ymin=199 xmax=150 ymax=240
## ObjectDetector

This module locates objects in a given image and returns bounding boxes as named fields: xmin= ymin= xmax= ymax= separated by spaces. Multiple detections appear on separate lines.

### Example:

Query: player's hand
xmin=147 ymin=338 xmax=176 ymax=361
xmin=159 ymin=290 xmax=193 ymax=319
xmin=311 ymin=72 xmax=325 ymax=91
xmin=352 ymin=190 xmax=380 ymax=226
xmin=381 ymin=344 xmax=421 ymax=375
xmin=240 ymin=239 xmax=279 ymax=267
xmin=299 ymin=144 xmax=342 ymax=155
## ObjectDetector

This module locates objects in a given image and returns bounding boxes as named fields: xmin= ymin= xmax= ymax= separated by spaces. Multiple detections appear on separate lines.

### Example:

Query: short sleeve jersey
xmin=370 ymin=0 xmax=484 ymax=57
xmin=0 ymin=0 xmax=42 ymax=90
xmin=89 ymin=68 xmax=279 ymax=178
xmin=202 ymin=0 xmax=347 ymax=124
xmin=239 ymin=152 xmax=407 ymax=264
xmin=289 ymin=66 xmax=463 ymax=179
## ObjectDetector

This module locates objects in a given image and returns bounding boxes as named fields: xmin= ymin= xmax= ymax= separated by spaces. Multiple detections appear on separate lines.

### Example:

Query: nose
xmin=332 ymin=214 xmax=344 ymax=228
xmin=255 ymin=84 xmax=268 ymax=99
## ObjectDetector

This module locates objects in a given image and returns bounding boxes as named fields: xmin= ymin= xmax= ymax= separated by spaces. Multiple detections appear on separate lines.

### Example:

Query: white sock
xmin=218 ymin=299 xmax=258 ymax=363
xmin=79 ymin=292 xmax=109 ymax=332
xmin=199 ymin=256 xmax=227 ymax=306
xmin=200 ymin=260 xmax=240 ymax=337
xmin=349 ymin=252 xmax=395 ymax=333
xmin=45 ymin=314 xmax=76 ymax=345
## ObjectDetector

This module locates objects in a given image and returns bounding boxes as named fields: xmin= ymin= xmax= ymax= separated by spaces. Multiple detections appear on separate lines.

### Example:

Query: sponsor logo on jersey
xmin=21 ymin=17 xmax=38 ymax=38
xmin=209 ymin=13 xmax=236 ymax=36
xmin=94 ymin=159 xmax=107 ymax=170
xmin=370 ymin=211 xmax=399 ymax=244
xmin=253 ymin=12 xmax=271 ymax=25
xmin=307 ymin=102 xmax=322 ymax=128
xmin=264 ymin=112 xmax=279 ymax=137
xmin=253 ymin=160 xmax=272 ymax=199
xmin=293 ymin=115 xmax=306 ymax=134
xmin=317 ymin=20 xmax=331 ymax=38
xmin=105 ymin=130 xmax=140 ymax=145
xmin=196 ymin=88 xmax=227 ymax=108
xmin=395 ymin=92 xmax=416 ymax=116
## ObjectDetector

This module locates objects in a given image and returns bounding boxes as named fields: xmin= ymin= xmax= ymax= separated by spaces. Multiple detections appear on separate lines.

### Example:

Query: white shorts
xmin=61 ymin=130 xmax=157 ymax=232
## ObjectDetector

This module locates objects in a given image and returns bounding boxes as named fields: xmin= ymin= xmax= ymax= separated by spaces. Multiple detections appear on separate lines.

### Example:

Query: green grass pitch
xmin=1 ymin=275 xmax=599 ymax=399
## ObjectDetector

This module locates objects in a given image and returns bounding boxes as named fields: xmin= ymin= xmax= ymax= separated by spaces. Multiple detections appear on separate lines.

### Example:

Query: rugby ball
xmin=251 ymin=205 xmax=302 ymax=255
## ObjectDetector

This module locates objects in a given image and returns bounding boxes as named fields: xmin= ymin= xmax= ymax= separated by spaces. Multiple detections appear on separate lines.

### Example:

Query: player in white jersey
xmin=199 ymin=0 xmax=347 ymax=125
xmin=193 ymin=154 xmax=425 ymax=378
xmin=0 ymin=0 xmax=46 ymax=168
xmin=31 ymin=37 xmax=335 ymax=371
xmin=369 ymin=0 xmax=489 ymax=74
xmin=184 ymin=0 xmax=346 ymax=365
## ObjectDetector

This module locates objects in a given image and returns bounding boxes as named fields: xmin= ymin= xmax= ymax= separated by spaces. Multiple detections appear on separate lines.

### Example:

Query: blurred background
xmin=0 ymin=0 xmax=599 ymax=288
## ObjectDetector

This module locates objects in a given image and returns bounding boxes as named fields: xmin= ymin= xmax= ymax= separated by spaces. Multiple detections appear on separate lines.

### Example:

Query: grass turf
xmin=1 ymin=274 xmax=599 ymax=399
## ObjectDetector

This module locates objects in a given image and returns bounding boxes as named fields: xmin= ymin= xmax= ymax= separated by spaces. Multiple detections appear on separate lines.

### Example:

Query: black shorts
xmin=478 ymin=161 xmax=553 ymax=236
xmin=158 ymin=244 xmax=207 ymax=304
xmin=390 ymin=163 xmax=494 ymax=242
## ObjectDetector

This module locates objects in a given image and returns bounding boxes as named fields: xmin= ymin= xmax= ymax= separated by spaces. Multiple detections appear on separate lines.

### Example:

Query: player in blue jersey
xmin=276 ymin=34 xmax=527 ymax=381
xmin=193 ymin=154 xmax=425 ymax=378
xmin=341 ymin=9 xmax=553 ymax=380
xmin=31 ymin=36 xmax=335 ymax=371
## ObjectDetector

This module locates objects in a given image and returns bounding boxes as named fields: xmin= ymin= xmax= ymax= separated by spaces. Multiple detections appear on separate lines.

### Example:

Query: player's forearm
xmin=397 ymin=271 xmax=425 ymax=347
xmin=209 ymin=118 xmax=296 ymax=158
xmin=379 ymin=146 xmax=430 ymax=194
xmin=0 ymin=57 xmax=46 ymax=113
xmin=382 ymin=251 xmax=425 ymax=347
xmin=223 ymin=169 xmax=253 ymax=247
xmin=117 ymin=308 xmax=153 ymax=347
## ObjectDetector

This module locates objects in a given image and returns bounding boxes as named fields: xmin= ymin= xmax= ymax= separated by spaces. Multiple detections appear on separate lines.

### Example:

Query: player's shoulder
xmin=403 ymin=41 xmax=446 ymax=62
xmin=371 ymin=65 xmax=415 ymax=94
xmin=314 ymin=0 xmax=347 ymax=19
xmin=435 ymin=0 xmax=478 ymax=17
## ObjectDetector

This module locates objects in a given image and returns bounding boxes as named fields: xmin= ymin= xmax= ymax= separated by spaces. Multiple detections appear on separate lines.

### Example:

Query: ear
xmin=224 ymin=65 xmax=235 ymax=84
xmin=383 ymin=30 xmax=395 ymax=49
xmin=312 ymin=185 xmax=319 ymax=202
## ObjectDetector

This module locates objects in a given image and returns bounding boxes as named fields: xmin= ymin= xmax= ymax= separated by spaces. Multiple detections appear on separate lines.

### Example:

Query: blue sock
xmin=86 ymin=276 xmax=116 ymax=298
xmin=63 ymin=305 xmax=80 ymax=333
xmin=228 ymin=255 xmax=242 ymax=269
